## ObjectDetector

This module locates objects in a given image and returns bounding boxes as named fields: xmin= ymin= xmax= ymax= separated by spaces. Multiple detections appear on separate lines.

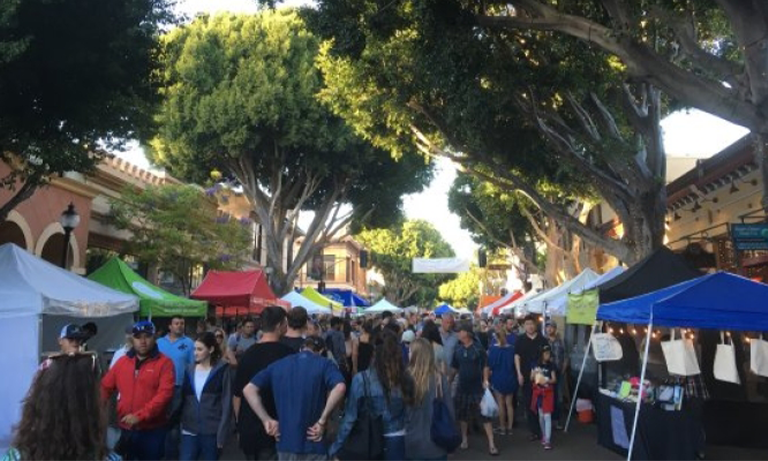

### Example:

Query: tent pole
xmin=627 ymin=319 xmax=653 ymax=461
xmin=564 ymin=320 xmax=598 ymax=433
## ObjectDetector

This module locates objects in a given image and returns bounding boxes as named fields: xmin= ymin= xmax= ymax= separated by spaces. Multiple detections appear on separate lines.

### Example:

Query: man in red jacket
xmin=102 ymin=320 xmax=175 ymax=460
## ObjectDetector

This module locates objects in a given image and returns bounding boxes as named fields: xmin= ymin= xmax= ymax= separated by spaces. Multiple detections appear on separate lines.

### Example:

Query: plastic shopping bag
xmin=660 ymin=328 xmax=701 ymax=376
xmin=751 ymin=334 xmax=768 ymax=377
xmin=480 ymin=388 xmax=499 ymax=418
xmin=714 ymin=332 xmax=740 ymax=384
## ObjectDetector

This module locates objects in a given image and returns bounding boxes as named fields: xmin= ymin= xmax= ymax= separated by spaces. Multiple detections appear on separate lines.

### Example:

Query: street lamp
xmin=59 ymin=202 xmax=80 ymax=269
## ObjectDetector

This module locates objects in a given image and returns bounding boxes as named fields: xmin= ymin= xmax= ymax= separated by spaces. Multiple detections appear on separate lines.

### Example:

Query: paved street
xmin=220 ymin=420 xmax=767 ymax=460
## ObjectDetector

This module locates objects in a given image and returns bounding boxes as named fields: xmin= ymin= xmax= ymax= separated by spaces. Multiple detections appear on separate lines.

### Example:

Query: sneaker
xmin=544 ymin=443 xmax=553 ymax=450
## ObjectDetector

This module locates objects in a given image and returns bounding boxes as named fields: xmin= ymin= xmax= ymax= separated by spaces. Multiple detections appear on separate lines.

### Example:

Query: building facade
xmin=294 ymin=236 xmax=369 ymax=296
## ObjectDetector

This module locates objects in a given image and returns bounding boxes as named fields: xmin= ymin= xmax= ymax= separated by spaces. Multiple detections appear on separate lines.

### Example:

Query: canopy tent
xmin=281 ymin=291 xmax=332 ymax=315
xmin=434 ymin=303 xmax=458 ymax=315
xmin=566 ymin=266 xmax=626 ymax=325
xmin=569 ymin=271 xmax=768 ymax=461
xmin=478 ymin=295 xmax=501 ymax=314
xmin=365 ymin=298 xmax=404 ymax=313
xmin=300 ymin=287 xmax=343 ymax=314
xmin=322 ymin=288 xmax=370 ymax=308
xmin=518 ymin=269 xmax=600 ymax=316
xmin=499 ymin=288 xmax=543 ymax=315
xmin=455 ymin=307 xmax=473 ymax=315
xmin=0 ymin=243 xmax=138 ymax=450
xmin=598 ymin=247 xmax=701 ymax=303
xmin=481 ymin=291 xmax=524 ymax=316
xmin=89 ymin=257 xmax=207 ymax=318
xmin=191 ymin=270 xmax=283 ymax=317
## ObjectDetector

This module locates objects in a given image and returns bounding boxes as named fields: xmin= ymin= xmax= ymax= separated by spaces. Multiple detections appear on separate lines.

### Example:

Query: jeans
xmin=538 ymin=412 xmax=552 ymax=444
xmin=384 ymin=435 xmax=405 ymax=461
xmin=121 ymin=428 xmax=167 ymax=461
xmin=180 ymin=434 xmax=218 ymax=461
xmin=522 ymin=381 xmax=541 ymax=438
xmin=166 ymin=386 xmax=183 ymax=459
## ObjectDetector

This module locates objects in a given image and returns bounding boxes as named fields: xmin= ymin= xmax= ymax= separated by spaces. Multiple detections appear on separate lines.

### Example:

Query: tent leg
xmin=564 ymin=321 xmax=598 ymax=433
xmin=627 ymin=320 xmax=652 ymax=461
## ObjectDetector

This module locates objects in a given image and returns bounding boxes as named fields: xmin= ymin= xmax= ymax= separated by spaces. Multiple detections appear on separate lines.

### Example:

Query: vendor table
xmin=596 ymin=393 xmax=703 ymax=460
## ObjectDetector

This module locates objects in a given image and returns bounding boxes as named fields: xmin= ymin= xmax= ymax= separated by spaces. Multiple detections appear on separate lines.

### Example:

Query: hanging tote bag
xmin=750 ymin=334 xmax=768 ymax=377
xmin=337 ymin=372 xmax=385 ymax=461
xmin=713 ymin=332 xmax=741 ymax=384
xmin=431 ymin=375 xmax=462 ymax=453
xmin=660 ymin=328 xmax=701 ymax=376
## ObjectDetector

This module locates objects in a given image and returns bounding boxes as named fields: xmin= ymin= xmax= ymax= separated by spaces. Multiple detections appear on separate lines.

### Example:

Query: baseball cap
xmin=132 ymin=320 xmax=156 ymax=337
xmin=59 ymin=324 xmax=86 ymax=340
xmin=401 ymin=330 xmax=416 ymax=343
xmin=541 ymin=344 xmax=552 ymax=353
xmin=546 ymin=320 xmax=558 ymax=328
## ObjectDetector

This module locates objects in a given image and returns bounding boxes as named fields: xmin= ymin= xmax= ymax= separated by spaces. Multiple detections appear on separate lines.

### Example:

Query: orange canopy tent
xmin=191 ymin=270 xmax=288 ymax=317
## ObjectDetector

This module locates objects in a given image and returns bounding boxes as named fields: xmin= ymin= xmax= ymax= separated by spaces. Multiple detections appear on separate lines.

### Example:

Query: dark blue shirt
xmin=252 ymin=351 xmax=344 ymax=455
xmin=451 ymin=340 xmax=487 ymax=395
xmin=488 ymin=332 xmax=517 ymax=349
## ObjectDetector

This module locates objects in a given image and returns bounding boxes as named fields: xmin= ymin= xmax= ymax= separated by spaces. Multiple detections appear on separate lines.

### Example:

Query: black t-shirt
xmin=531 ymin=360 xmax=556 ymax=386
xmin=234 ymin=341 xmax=295 ymax=453
xmin=280 ymin=335 xmax=305 ymax=352
xmin=515 ymin=333 xmax=548 ymax=379
xmin=451 ymin=341 xmax=487 ymax=395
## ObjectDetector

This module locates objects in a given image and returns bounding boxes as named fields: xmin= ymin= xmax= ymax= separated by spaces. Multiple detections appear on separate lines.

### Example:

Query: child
xmin=530 ymin=344 xmax=557 ymax=450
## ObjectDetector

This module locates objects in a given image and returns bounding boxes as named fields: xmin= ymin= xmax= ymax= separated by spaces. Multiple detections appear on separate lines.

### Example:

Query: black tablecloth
xmin=596 ymin=393 xmax=703 ymax=460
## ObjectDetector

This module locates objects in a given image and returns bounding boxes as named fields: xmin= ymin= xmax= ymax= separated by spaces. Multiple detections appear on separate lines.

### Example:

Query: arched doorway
xmin=0 ymin=220 xmax=27 ymax=249
xmin=40 ymin=233 xmax=75 ymax=269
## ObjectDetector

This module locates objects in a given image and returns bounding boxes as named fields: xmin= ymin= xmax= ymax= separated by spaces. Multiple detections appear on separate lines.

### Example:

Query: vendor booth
xmin=365 ymin=298 xmax=404 ymax=314
xmin=281 ymin=291 xmax=332 ymax=315
xmin=518 ymin=268 xmax=599 ymax=316
xmin=499 ymin=287 xmax=543 ymax=315
xmin=322 ymin=288 xmax=370 ymax=309
xmin=89 ymin=257 xmax=207 ymax=318
xmin=0 ymin=244 xmax=138 ymax=450
xmin=569 ymin=271 xmax=768 ymax=460
xmin=191 ymin=270 xmax=286 ymax=317
xmin=300 ymin=287 xmax=343 ymax=315
xmin=434 ymin=303 xmax=458 ymax=316
xmin=482 ymin=291 xmax=524 ymax=317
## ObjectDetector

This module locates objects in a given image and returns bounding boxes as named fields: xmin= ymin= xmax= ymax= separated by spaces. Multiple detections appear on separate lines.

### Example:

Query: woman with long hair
xmin=357 ymin=319 xmax=375 ymax=373
xmin=343 ymin=319 xmax=359 ymax=377
xmin=330 ymin=330 xmax=414 ymax=460
xmin=179 ymin=332 xmax=232 ymax=460
xmin=3 ymin=353 xmax=120 ymax=461
xmin=404 ymin=338 xmax=454 ymax=461
xmin=212 ymin=328 xmax=230 ymax=365
xmin=421 ymin=320 xmax=446 ymax=375
xmin=485 ymin=325 xmax=517 ymax=436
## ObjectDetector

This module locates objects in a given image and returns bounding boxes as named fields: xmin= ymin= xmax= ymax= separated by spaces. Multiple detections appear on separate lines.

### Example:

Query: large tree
xmin=149 ymin=10 xmax=432 ymax=294
xmin=109 ymin=184 xmax=253 ymax=295
xmin=0 ymin=0 xmax=175 ymax=222
xmin=308 ymin=0 xmax=669 ymax=263
xmin=357 ymin=220 xmax=455 ymax=307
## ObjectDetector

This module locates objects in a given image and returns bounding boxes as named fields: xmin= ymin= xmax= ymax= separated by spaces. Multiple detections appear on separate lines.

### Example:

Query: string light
xmin=726 ymin=331 xmax=731 ymax=337
xmin=619 ymin=328 xmax=625 ymax=335
xmin=631 ymin=328 xmax=637 ymax=335
xmin=652 ymin=332 xmax=658 ymax=339
xmin=609 ymin=328 xmax=615 ymax=334
xmin=745 ymin=337 xmax=752 ymax=344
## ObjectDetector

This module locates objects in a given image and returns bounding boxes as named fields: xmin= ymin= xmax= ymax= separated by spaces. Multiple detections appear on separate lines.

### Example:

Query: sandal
xmin=489 ymin=446 xmax=500 ymax=456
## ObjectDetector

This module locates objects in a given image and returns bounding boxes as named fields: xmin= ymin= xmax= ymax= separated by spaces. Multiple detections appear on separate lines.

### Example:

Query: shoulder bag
xmin=337 ymin=372 xmax=385 ymax=460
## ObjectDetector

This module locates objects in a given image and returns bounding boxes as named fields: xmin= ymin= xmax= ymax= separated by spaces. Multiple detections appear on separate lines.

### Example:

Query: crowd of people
xmin=2 ymin=307 xmax=569 ymax=461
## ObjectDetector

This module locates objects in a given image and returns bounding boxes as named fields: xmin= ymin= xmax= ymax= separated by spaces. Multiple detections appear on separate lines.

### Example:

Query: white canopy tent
xmin=0 ymin=243 xmax=139 ymax=450
xmin=365 ymin=298 xmax=404 ymax=313
xmin=517 ymin=269 xmax=600 ymax=316
xmin=482 ymin=290 xmax=521 ymax=315
xmin=573 ymin=266 xmax=626 ymax=294
xmin=499 ymin=288 xmax=543 ymax=315
xmin=281 ymin=291 xmax=332 ymax=315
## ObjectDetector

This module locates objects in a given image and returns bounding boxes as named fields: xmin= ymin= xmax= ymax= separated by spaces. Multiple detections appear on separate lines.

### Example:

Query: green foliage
xmin=108 ymin=184 xmax=252 ymax=294
xmin=356 ymin=220 xmax=455 ymax=307
xmin=0 ymin=0 xmax=175 ymax=218
xmin=438 ymin=265 xmax=482 ymax=308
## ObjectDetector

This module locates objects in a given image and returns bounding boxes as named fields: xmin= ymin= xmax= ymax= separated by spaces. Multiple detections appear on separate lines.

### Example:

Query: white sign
xmin=412 ymin=258 xmax=470 ymax=273
xmin=592 ymin=333 xmax=623 ymax=362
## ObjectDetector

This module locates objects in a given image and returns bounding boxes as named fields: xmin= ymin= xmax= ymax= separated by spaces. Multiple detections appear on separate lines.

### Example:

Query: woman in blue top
xmin=331 ymin=329 xmax=414 ymax=460
xmin=484 ymin=326 xmax=517 ymax=436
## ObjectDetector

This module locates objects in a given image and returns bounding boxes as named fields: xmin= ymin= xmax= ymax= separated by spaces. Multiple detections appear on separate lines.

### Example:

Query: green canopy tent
xmin=88 ymin=258 xmax=207 ymax=318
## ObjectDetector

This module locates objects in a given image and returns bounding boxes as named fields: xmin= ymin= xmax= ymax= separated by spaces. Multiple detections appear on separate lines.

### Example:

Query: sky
xmin=115 ymin=0 xmax=751 ymax=262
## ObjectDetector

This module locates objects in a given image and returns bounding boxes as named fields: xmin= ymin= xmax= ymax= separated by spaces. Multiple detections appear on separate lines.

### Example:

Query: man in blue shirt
xmin=156 ymin=315 xmax=195 ymax=459
xmin=243 ymin=337 xmax=346 ymax=460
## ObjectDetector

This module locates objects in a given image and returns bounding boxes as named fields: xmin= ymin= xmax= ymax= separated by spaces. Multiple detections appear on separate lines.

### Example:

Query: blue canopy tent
xmin=322 ymin=288 xmax=370 ymax=308
xmin=570 ymin=271 xmax=768 ymax=460
xmin=434 ymin=303 xmax=457 ymax=316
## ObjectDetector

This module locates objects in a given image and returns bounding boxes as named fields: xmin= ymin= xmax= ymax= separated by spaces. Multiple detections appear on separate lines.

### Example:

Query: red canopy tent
xmin=191 ymin=270 xmax=288 ymax=317
xmin=491 ymin=291 xmax=524 ymax=317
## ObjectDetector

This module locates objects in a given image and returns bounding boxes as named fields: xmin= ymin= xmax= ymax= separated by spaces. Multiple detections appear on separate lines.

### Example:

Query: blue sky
xmin=116 ymin=0 xmax=750 ymax=261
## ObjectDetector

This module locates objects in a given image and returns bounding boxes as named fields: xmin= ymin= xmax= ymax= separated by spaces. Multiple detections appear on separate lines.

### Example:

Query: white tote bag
xmin=660 ymin=328 xmax=701 ymax=376
xmin=714 ymin=332 xmax=740 ymax=384
xmin=750 ymin=334 xmax=768 ymax=377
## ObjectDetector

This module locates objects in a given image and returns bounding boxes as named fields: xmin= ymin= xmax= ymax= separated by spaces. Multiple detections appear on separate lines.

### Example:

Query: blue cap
xmin=132 ymin=320 xmax=156 ymax=337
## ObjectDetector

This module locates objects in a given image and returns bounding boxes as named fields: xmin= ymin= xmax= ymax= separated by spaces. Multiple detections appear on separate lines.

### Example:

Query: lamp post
xmin=59 ymin=202 xmax=80 ymax=269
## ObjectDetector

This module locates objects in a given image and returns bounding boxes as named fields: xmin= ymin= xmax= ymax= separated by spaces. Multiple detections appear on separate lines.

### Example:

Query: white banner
xmin=412 ymin=258 xmax=470 ymax=273
xmin=591 ymin=333 xmax=624 ymax=362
